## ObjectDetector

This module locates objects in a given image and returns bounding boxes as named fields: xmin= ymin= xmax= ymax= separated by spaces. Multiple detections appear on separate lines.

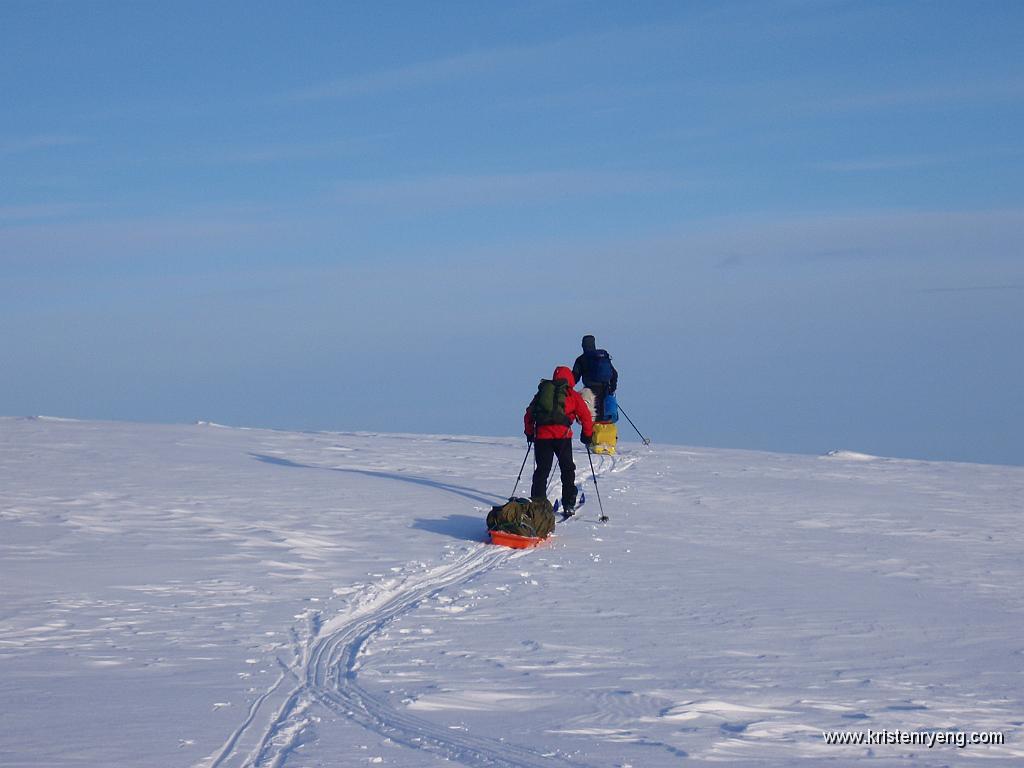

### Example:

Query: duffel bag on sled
xmin=487 ymin=497 xmax=555 ymax=547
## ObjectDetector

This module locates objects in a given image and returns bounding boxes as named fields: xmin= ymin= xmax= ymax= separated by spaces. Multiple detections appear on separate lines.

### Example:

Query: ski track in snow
xmin=202 ymin=452 xmax=627 ymax=768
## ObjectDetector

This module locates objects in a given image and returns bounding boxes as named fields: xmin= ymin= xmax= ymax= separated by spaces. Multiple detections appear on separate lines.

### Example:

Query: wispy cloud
xmin=288 ymin=44 xmax=537 ymax=102
xmin=331 ymin=169 xmax=683 ymax=210
xmin=0 ymin=168 xmax=682 ymax=263
xmin=0 ymin=134 xmax=85 ymax=156
xmin=715 ymin=253 xmax=745 ymax=269
xmin=917 ymin=284 xmax=1024 ymax=294
xmin=785 ymin=209 xmax=1024 ymax=262
xmin=821 ymin=78 xmax=1024 ymax=111
xmin=0 ymin=203 xmax=85 ymax=223
xmin=0 ymin=203 xmax=292 ymax=263
xmin=632 ymin=208 xmax=1024 ymax=271
xmin=200 ymin=136 xmax=382 ymax=165
xmin=284 ymin=20 xmax=689 ymax=103
xmin=815 ymin=153 xmax=961 ymax=173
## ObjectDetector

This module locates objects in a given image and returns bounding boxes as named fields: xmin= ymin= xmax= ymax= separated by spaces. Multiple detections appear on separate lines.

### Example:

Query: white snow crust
xmin=823 ymin=449 xmax=881 ymax=461
xmin=1 ymin=417 xmax=1022 ymax=767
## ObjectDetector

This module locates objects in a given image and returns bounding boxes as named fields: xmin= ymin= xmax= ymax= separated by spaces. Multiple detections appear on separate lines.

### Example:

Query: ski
xmin=553 ymin=487 xmax=585 ymax=520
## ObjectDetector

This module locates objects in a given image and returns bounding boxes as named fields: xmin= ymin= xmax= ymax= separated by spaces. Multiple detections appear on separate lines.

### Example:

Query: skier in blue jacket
xmin=572 ymin=335 xmax=618 ymax=421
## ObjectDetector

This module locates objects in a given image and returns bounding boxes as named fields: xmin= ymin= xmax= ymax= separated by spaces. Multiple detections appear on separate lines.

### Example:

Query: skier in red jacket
xmin=524 ymin=366 xmax=594 ymax=515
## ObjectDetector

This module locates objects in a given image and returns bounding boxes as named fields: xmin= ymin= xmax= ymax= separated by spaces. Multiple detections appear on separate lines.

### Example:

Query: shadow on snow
xmin=409 ymin=514 xmax=488 ymax=541
xmin=249 ymin=453 xmax=501 ymax=542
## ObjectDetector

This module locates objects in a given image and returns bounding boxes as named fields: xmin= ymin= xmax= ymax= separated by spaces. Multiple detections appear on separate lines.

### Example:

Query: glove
xmin=525 ymin=433 xmax=534 ymax=444
xmin=581 ymin=433 xmax=592 ymax=446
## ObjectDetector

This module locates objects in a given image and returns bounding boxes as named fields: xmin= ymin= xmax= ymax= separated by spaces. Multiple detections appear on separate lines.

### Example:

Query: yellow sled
xmin=592 ymin=422 xmax=617 ymax=455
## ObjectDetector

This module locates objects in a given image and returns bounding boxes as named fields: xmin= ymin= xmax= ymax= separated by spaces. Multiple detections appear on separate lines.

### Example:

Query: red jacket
xmin=524 ymin=366 xmax=595 ymax=441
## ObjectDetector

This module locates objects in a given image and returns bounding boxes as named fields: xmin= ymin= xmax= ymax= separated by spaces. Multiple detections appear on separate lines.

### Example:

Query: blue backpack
xmin=585 ymin=349 xmax=613 ymax=384
xmin=603 ymin=392 xmax=619 ymax=423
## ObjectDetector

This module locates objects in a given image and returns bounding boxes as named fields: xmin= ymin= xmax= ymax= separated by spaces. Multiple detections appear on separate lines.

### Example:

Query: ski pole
xmin=509 ymin=443 xmax=532 ymax=499
xmin=586 ymin=445 xmax=608 ymax=522
xmin=618 ymin=404 xmax=651 ymax=445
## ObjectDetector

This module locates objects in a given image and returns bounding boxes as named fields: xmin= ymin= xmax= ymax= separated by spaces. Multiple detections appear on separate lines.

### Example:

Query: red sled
xmin=488 ymin=530 xmax=547 ymax=549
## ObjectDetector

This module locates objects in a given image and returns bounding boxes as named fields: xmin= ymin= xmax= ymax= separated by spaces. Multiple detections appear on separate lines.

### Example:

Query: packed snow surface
xmin=1 ymin=417 xmax=1022 ymax=767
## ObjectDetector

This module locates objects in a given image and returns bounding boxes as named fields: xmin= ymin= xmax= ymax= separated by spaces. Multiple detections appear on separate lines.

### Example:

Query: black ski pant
xmin=530 ymin=438 xmax=577 ymax=508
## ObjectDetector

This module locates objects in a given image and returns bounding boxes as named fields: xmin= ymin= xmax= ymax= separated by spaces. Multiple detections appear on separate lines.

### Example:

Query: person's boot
xmin=560 ymin=494 xmax=577 ymax=519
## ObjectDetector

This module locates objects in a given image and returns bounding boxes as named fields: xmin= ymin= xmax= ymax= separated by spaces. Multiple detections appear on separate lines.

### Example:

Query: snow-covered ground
xmin=1 ymin=417 xmax=1022 ymax=767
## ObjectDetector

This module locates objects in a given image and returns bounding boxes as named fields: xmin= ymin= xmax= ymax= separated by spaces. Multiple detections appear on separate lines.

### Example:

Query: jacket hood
xmin=553 ymin=366 xmax=576 ymax=388
xmin=581 ymin=335 xmax=596 ymax=353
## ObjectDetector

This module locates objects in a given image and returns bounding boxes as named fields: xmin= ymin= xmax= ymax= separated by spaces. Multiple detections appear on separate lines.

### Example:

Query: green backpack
xmin=530 ymin=379 xmax=572 ymax=427
xmin=486 ymin=497 xmax=556 ymax=538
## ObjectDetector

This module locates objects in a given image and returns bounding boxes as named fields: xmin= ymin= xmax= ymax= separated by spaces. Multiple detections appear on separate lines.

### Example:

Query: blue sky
xmin=2 ymin=0 xmax=1022 ymax=465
